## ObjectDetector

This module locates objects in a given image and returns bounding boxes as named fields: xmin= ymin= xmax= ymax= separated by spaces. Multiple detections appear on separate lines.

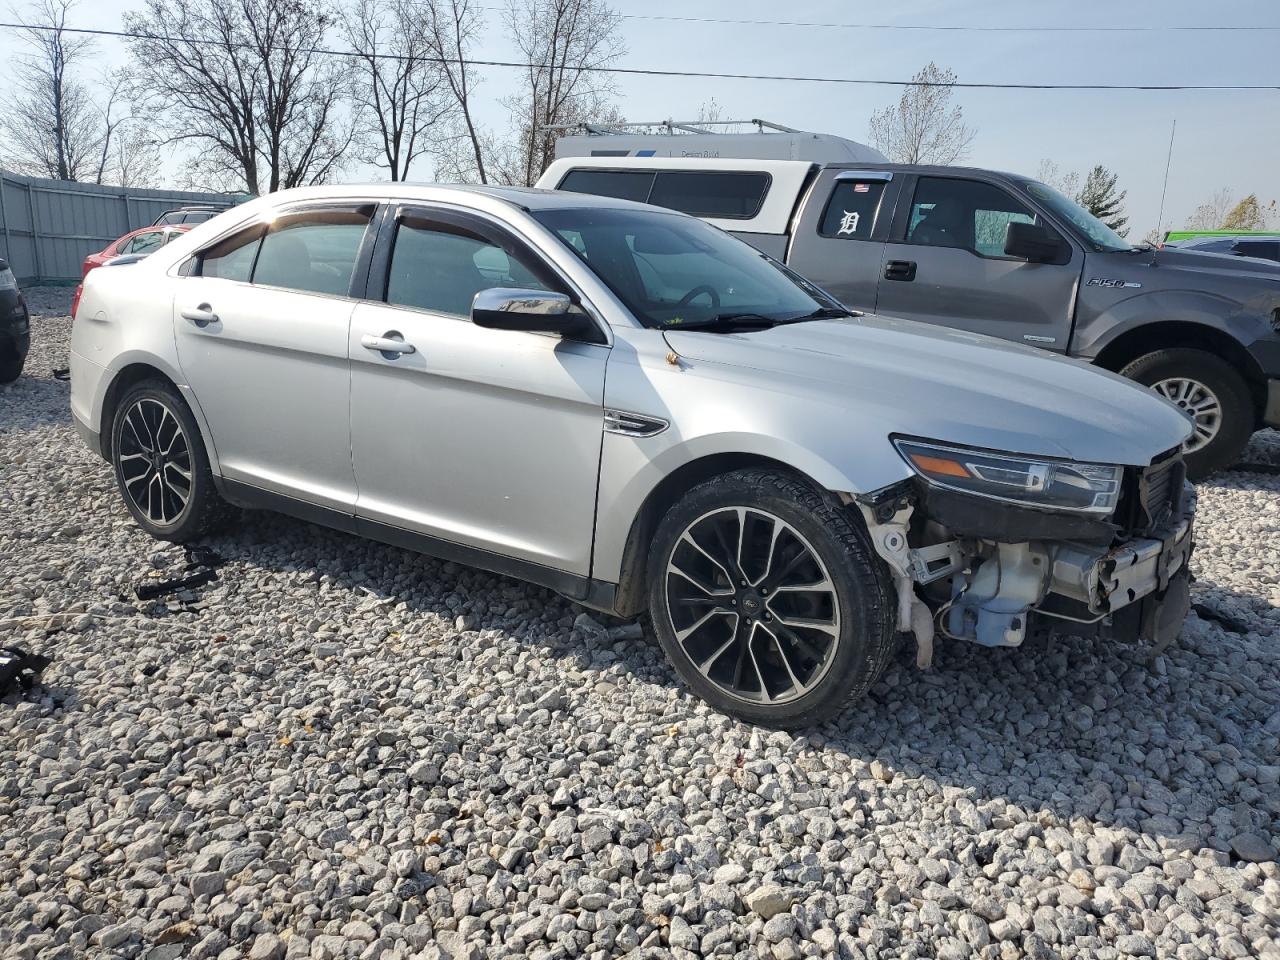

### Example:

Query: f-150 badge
xmin=1086 ymin=277 xmax=1142 ymax=289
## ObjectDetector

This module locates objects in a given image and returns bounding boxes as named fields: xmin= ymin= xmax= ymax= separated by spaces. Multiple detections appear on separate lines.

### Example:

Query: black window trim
xmin=894 ymin=173 xmax=1072 ymax=265
xmin=365 ymin=202 xmax=611 ymax=345
xmin=557 ymin=167 xmax=774 ymax=221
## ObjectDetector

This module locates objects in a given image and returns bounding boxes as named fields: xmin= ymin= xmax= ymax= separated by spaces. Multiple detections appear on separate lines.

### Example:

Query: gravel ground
xmin=2 ymin=287 xmax=1278 ymax=960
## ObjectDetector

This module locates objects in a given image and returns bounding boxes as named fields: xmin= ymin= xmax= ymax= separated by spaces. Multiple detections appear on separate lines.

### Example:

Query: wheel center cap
xmin=739 ymin=592 xmax=763 ymax=615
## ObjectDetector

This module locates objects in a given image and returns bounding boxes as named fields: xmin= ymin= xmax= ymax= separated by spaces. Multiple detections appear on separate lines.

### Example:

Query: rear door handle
xmin=361 ymin=332 xmax=416 ymax=357
xmin=883 ymin=260 xmax=917 ymax=281
xmin=180 ymin=304 xmax=219 ymax=327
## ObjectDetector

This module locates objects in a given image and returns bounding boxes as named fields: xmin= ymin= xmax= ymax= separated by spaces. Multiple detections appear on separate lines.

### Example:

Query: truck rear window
xmin=557 ymin=169 xmax=771 ymax=220
xmin=819 ymin=180 xmax=886 ymax=240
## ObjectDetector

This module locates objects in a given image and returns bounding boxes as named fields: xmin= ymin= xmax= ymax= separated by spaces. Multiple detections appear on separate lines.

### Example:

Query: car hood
xmin=1149 ymin=246 xmax=1280 ymax=281
xmin=664 ymin=314 xmax=1192 ymax=467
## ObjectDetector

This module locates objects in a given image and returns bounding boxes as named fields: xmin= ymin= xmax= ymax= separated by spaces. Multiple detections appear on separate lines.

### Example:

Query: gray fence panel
xmin=0 ymin=170 xmax=243 ymax=282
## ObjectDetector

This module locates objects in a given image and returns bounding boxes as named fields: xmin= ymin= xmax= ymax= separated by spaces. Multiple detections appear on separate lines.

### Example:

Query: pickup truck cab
xmin=540 ymin=157 xmax=1280 ymax=478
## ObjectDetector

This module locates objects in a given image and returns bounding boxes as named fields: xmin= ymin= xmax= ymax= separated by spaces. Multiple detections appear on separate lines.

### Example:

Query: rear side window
xmin=557 ymin=168 xmax=770 ymax=220
xmin=200 ymin=226 xmax=264 ymax=282
xmin=386 ymin=221 xmax=551 ymax=318
xmin=252 ymin=210 xmax=372 ymax=296
xmin=560 ymin=169 xmax=654 ymax=203
xmin=819 ymin=179 xmax=887 ymax=240
xmin=648 ymin=172 xmax=770 ymax=219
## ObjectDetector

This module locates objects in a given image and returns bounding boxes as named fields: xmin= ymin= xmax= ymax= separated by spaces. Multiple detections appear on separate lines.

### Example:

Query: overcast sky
xmin=1 ymin=0 xmax=1276 ymax=237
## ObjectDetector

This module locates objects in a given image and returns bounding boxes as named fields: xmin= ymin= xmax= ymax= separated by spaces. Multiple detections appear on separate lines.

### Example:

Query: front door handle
xmin=883 ymin=260 xmax=917 ymax=281
xmin=181 ymin=304 xmax=219 ymax=327
xmin=361 ymin=331 xmax=416 ymax=357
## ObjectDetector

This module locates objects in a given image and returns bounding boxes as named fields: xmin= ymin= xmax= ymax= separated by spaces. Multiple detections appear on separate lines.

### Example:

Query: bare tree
xmin=498 ymin=0 xmax=626 ymax=186
xmin=424 ymin=0 xmax=490 ymax=183
xmin=0 ymin=0 xmax=106 ymax=181
xmin=344 ymin=0 xmax=456 ymax=181
xmin=1185 ymin=188 xmax=1234 ymax=231
xmin=124 ymin=0 xmax=358 ymax=194
xmin=868 ymin=62 xmax=975 ymax=165
xmin=1035 ymin=159 xmax=1080 ymax=201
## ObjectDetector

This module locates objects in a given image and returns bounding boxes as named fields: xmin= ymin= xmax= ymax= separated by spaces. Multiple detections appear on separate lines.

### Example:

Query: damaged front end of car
xmin=851 ymin=440 xmax=1194 ymax=667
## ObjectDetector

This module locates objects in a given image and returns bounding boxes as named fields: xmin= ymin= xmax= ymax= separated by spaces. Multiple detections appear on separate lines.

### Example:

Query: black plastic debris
xmin=52 ymin=367 xmax=70 ymax=381
xmin=134 ymin=546 xmax=227 ymax=602
xmin=0 ymin=646 xmax=52 ymax=695
xmin=1191 ymin=602 xmax=1249 ymax=634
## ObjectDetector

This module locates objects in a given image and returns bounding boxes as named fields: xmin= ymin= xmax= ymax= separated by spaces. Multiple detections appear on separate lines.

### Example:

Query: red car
xmin=81 ymin=224 xmax=191 ymax=280
xmin=73 ymin=224 xmax=191 ymax=319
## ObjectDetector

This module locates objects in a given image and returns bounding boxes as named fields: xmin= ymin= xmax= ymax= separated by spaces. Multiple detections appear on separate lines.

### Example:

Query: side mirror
xmin=1004 ymin=221 xmax=1065 ymax=263
xmin=471 ymin=288 xmax=600 ymax=341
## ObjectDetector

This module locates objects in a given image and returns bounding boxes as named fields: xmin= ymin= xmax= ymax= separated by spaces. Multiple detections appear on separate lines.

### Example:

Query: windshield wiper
xmin=660 ymin=313 xmax=784 ymax=331
xmin=786 ymin=306 xmax=861 ymax=321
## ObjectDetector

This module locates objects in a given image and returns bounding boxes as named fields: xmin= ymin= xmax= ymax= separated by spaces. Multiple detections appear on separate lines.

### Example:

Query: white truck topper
xmin=537 ymin=156 xmax=818 ymax=236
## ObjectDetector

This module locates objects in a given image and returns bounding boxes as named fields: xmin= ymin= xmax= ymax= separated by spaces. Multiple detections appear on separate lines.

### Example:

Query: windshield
xmin=531 ymin=206 xmax=838 ymax=328
xmin=1022 ymin=181 xmax=1132 ymax=253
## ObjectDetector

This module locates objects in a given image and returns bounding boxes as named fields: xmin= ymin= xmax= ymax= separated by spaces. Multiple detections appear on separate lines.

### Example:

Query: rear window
xmin=1234 ymin=240 xmax=1280 ymax=262
xmin=557 ymin=169 xmax=771 ymax=220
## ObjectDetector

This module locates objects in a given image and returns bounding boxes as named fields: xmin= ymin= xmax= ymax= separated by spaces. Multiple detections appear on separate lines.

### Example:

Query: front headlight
xmin=894 ymin=439 xmax=1123 ymax=515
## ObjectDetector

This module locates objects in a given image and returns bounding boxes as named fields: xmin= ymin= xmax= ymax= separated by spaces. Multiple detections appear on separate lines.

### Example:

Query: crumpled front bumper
xmin=1049 ymin=517 xmax=1193 ymax=617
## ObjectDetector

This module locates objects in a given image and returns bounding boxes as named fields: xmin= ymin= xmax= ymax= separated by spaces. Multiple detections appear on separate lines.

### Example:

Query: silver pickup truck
xmin=539 ymin=157 xmax=1280 ymax=479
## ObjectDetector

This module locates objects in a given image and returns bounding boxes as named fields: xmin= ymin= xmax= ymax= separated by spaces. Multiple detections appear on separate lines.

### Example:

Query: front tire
xmin=647 ymin=469 xmax=895 ymax=729
xmin=110 ymin=380 xmax=231 ymax=542
xmin=1120 ymin=348 xmax=1253 ymax=480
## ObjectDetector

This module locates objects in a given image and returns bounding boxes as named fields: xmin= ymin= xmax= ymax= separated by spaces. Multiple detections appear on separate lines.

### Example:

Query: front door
xmin=172 ymin=205 xmax=374 ymax=510
xmin=873 ymin=175 xmax=1082 ymax=351
xmin=347 ymin=206 xmax=608 ymax=577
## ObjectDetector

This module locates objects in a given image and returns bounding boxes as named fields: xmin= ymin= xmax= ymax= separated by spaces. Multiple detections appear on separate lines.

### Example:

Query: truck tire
xmin=647 ymin=468 xmax=895 ymax=728
xmin=110 ymin=379 xmax=233 ymax=542
xmin=1120 ymin=348 xmax=1253 ymax=480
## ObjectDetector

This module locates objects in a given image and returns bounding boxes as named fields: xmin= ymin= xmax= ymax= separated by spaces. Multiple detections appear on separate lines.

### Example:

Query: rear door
xmin=873 ymin=175 xmax=1081 ymax=351
xmin=173 ymin=204 xmax=375 ymax=510
xmin=786 ymin=170 xmax=899 ymax=311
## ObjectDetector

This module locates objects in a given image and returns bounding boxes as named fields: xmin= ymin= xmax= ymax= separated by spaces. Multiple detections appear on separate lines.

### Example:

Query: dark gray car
xmin=543 ymin=159 xmax=1280 ymax=478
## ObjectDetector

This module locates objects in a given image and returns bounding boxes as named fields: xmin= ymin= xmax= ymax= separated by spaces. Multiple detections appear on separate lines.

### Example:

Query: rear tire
xmin=0 ymin=355 xmax=23 ymax=383
xmin=1120 ymin=347 xmax=1253 ymax=480
xmin=647 ymin=468 xmax=895 ymax=729
xmin=110 ymin=380 xmax=232 ymax=542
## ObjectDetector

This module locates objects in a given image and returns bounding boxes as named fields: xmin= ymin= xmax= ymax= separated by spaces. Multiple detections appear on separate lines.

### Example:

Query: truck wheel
xmin=110 ymin=380 xmax=233 ymax=542
xmin=647 ymin=468 xmax=895 ymax=729
xmin=1120 ymin=348 xmax=1253 ymax=480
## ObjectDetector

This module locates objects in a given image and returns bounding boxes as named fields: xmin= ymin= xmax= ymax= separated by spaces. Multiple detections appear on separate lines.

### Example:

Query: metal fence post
xmin=0 ymin=174 xmax=11 ymax=265
xmin=122 ymin=191 xmax=131 ymax=233
xmin=25 ymin=178 xmax=41 ymax=282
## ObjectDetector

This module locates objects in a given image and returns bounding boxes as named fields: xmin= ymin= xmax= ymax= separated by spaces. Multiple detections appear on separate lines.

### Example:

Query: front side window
xmin=533 ymin=206 xmax=836 ymax=328
xmin=386 ymin=220 xmax=551 ymax=317
xmin=252 ymin=209 xmax=372 ymax=296
xmin=819 ymin=179 xmax=887 ymax=240
xmin=907 ymin=177 xmax=1040 ymax=256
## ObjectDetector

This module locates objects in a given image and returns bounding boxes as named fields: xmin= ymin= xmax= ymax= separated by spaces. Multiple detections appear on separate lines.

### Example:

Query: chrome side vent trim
xmin=604 ymin=408 xmax=669 ymax=437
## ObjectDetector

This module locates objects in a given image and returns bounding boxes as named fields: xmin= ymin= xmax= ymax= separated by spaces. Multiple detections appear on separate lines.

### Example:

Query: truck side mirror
xmin=1004 ymin=222 xmax=1065 ymax=263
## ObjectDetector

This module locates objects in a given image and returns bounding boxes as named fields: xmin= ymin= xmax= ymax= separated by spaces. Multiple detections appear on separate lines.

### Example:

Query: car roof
xmin=259 ymin=182 xmax=671 ymax=215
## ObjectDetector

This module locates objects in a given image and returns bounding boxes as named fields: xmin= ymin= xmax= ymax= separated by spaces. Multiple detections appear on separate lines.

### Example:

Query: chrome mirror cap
xmin=472 ymin=288 xmax=571 ymax=317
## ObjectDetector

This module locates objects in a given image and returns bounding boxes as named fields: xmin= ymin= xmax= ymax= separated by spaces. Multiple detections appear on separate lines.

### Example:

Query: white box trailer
xmin=550 ymin=119 xmax=886 ymax=165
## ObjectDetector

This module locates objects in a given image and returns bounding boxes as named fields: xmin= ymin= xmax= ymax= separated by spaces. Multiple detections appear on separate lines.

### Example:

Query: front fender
xmin=1073 ymin=288 xmax=1271 ymax=362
